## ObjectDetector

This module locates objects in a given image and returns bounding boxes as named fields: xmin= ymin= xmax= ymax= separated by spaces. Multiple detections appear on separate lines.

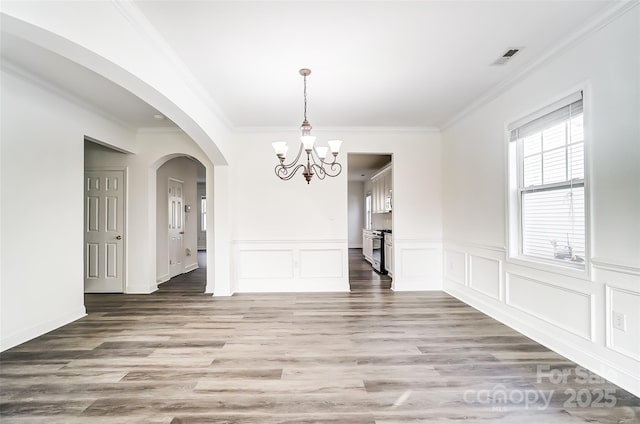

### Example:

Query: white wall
xmin=156 ymin=157 xmax=199 ymax=281
xmin=231 ymin=130 xmax=442 ymax=292
xmin=347 ymin=181 xmax=364 ymax=248
xmin=85 ymin=130 xmax=217 ymax=295
xmin=442 ymin=6 xmax=640 ymax=396
xmin=0 ymin=66 xmax=136 ymax=351
xmin=1 ymin=2 xmax=232 ymax=165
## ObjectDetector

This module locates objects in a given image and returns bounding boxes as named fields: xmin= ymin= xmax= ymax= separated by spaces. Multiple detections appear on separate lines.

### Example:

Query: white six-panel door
xmin=168 ymin=178 xmax=185 ymax=278
xmin=84 ymin=170 xmax=125 ymax=293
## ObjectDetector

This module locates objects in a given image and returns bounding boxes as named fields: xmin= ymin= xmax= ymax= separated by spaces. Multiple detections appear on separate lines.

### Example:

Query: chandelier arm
xmin=309 ymin=149 xmax=324 ymax=168
xmin=320 ymin=161 xmax=342 ymax=178
xmin=280 ymin=143 xmax=304 ymax=168
xmin=310 ymin=163 xmax=327 ymax=180
xmin=272 ymin=68 xmax=342 ymax=184
xmin=275 ymin=163 xmax=306 ymax=181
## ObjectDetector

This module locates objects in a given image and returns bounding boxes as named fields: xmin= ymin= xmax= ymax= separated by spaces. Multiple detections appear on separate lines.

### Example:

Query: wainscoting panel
xmin=299 ymin=249 xmax=343 ymax=279
xmin=443 ymin=241 xmax=640 ymax=397
xmin=607 ymin=285 xmax=640 ymax=360
xmin=506 ymin=273 xmax=593 ymax=341
xmin=469 ymin=255 xmax=501 ymax=300
xmin=393 ymin=240 xmax=442 ymax=291
xmin=233 ymin=241 xmax=349 ymax=293
xmin=444 ymin=249 xmax=466 ymax=286
xmin=238 ymin=249 xmax=293 ymax=279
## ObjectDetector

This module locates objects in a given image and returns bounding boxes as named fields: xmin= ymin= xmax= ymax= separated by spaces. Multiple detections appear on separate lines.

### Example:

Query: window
xmin=365 ymin=193 xmax=372 ymax=230
xmin=201 ymin=196 xmax=207 ymax=231
xmin=508 ymin=92 xmax=586 ymax=267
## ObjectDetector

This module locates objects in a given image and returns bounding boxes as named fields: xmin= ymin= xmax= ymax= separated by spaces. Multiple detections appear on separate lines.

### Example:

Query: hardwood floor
xmin=158 ymin=251 xmax=207 ymax=294
xmin=1 ymin=250 xmax=638 ymax=423
xmin=349 ymin=248 xmax=392 ymax=292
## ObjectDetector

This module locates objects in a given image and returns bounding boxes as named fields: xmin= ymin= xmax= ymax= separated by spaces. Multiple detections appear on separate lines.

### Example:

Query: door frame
xmin=84 ymin=166 xmax=128 ymax=293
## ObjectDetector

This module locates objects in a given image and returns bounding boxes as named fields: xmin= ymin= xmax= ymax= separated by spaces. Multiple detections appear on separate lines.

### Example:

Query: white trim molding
xmin=443 ymin=240 xmax=640 ymax=398
xmin=0 ymin=308 xmax=87 ymax=352
xmin=441 ymin=1 xmax=639 ymax=130
xmin=392 ymin=239 xmax=442 ymax=291
xmin=592 ymin=259 xmax=640 ymax=276
xmin=232 ymin=240 xmax=349 ymax=293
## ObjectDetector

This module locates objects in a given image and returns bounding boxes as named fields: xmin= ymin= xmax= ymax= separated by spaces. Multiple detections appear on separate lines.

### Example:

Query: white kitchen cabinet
xmin=371 ymin=164 xmax=392 ymax=214
xmin=383 ymin=169 xmax=392 ymax=212
xmin=384 ymin=233 xmax=393 ymax=276
xmin=362 ymin=229 xmax=374 ymax=263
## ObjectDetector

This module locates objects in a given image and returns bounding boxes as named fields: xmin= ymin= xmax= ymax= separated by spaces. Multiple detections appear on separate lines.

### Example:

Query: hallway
xmin=348 ymin=248 xmax=392 ymax=292
xmin=157 ymin=251 xmax=207 ymax=294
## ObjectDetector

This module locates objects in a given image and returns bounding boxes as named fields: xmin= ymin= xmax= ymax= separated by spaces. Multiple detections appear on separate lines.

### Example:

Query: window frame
xmin=505 ymin=88 xmax=591 ymax=279
xmin=200 ymin=196 xmax=207 ymax=232
xmin=365 ymin=193 xmax=372 ymax=230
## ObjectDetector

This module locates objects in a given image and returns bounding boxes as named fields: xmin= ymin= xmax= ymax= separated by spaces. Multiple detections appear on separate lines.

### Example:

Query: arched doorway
xmin=156 ymin=156 xmax=208 ymax=294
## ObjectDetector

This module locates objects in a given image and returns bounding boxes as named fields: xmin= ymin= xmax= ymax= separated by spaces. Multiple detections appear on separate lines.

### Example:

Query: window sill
xmin=506 ymin=255 xmax=590 ymax=281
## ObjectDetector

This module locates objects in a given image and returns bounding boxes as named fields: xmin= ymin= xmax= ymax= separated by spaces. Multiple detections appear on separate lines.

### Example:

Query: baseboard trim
xmin=445 ymin=283 xmax=640 ymax=398
xmin=156 ymin=274 xmax=170 ymax=284
xmin=184 ymin=263 xmax=199 ymax=273
xmin=1 ymin=307 xmax=87 ymax=352
xmin=237 ymin=281 xmax=350 ymax=294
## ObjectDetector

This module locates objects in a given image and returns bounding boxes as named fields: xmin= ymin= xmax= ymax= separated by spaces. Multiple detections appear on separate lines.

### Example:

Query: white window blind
xmin=511 ymin=94 xmax=585 ymax=264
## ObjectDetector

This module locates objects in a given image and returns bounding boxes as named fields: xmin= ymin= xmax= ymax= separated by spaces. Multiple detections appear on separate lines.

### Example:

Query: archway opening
xmin=155 ymin=156 xmax=208 ymax=294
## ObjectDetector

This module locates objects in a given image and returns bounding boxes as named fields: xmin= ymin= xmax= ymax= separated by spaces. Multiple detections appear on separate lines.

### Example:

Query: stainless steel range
xmin=370 ymin=229 xmax=391 ymax=274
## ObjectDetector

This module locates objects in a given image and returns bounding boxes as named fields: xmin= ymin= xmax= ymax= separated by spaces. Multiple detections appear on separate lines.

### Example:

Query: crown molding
xmin=110 ymin=0 xmax=233 ymax=130
xmin=233 ymin=126 xmax=440 ymax=133
xmin=440 ymin=1 xmax=639 ymax=131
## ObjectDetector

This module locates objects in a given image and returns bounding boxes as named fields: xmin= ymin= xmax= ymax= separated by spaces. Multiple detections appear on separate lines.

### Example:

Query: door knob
xmin=116 ymin=235 xmax=122 ymax=240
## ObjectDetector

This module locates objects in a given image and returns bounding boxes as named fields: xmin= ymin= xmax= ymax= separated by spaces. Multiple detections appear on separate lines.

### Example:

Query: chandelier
xmin=272 ymin=68 xmax=343 ymax=184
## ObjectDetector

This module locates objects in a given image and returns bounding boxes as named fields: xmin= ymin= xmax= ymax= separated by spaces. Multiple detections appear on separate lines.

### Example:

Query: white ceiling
xmin=348 ymin=154 xmax=392 ymax=182
xmin=0 ymin=1 xmax=616 ymax=132
xmin=135 ymin=0 xmax=614 ymax=129
xmin=0 ymin=33 xmax=177 ymax=129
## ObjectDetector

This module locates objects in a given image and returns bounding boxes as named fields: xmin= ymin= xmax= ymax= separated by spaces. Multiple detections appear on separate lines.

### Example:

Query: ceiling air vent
xmin=492 ymin=48 xmax=522 ymax=65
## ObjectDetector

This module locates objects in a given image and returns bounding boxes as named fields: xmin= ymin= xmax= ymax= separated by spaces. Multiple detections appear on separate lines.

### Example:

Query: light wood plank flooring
xmin=157 ymin=251 xmax=207 ymax=294
xmin=349 ymin=248 xmax=392 ymax=292
xmin=1 ymin=250 xmax=638 ymax=423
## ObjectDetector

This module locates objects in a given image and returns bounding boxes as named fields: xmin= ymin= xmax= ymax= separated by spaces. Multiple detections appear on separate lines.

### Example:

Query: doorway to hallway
xmin=157 ymin=251 xmax=206 ymax=294
xmin=348 ymin=248 xmax=391 ymax=292
xmin=347 ymin=153 xmax=393 ymax=292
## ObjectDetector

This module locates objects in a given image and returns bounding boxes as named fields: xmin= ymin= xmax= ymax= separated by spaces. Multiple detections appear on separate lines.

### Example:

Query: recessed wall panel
xmin=239 ymin=250 xmax=293 ymax=279
xmin=299 ymin=249 xmax=343 ymax=278
xmin=609 ymin=287 xmax=640 ymax=360
xmin=507 ymin=273 xmax=592 ymax=340
xmin=469 ymin=255 xmax=501 ymax=300
xmin=401 ymin=248 xmax=439 ymax=278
